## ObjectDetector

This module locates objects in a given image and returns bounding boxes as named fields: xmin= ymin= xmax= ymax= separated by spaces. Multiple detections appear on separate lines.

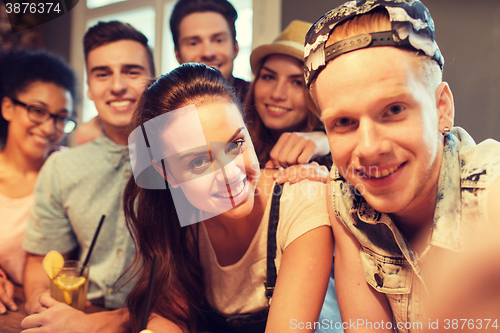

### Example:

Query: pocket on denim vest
xmin=360 ymin=246 xmax=413 ymax=294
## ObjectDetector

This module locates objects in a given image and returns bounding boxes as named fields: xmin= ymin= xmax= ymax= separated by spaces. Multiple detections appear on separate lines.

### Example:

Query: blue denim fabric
xmin=330 ymin=127 xmax=500 ymax=332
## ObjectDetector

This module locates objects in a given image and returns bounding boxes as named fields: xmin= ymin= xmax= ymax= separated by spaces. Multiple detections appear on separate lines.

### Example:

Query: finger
xmin=288 ymin=169 xmax=300 ymax=183
xmin=293 ymin=164 xmax=317 ymax=183
xmin=278 ymin=134 xmax=300 ymax=166
xmin=21 ymin=313 xmax=43 ymax=330
xmin=0 ymin=302 xmax=6 ymax=314
xmin=21 ymin=329 xmax=43 ymax=333
xmin=284 ymin=138 xmax=308 ymax=166
xmin=272 ymin=166 xmax=284 ymax=178
xmin=292 ymin=166 xmax=314 ymax=183
xmin=85 ymin=300 xmax=92 ymax=309
xmin=25 ymin=288 xmax=50 ymax=315
xmin=278 ymin=163 xmax=330 ymax=184
xmin=264 ymin=160 xmax=275 ymax=169
xmin=273 ymin=168 xmax=286 ymax=184
xmin=30 ymin=294 xmax=49 ymax=314
xmin=21 ymin=313 xmax=56 ymax=333
xmin=31 ymin=302 xmax=48 ymax=315
xmin=0 ymin=286 xmax=17 ymax=312
xmin=296 ymin=141 xmax=317 ymax=165
xmin=294 ymin=140 xmax=320 ymax=165
xmin=39 ymin=293 xmax=58 ymax=308
xmin=269 ymin=133 xmax=290 ymax=167
xmin=274 ymin=175 xmax=288 ymax=184
xmin=21 ymin=328 xmax=49 ymax=333
xmin=269 ymin=148 xmax=282 ymax=168
xmin=298 ymin=164 xmax=329 ymax=183
xmin=273 ymin=166 xmax=297 ymax=184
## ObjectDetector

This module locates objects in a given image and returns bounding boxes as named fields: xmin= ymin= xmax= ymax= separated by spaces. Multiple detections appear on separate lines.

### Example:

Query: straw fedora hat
xmin=249 ymin=20 xmax=312 ymax=75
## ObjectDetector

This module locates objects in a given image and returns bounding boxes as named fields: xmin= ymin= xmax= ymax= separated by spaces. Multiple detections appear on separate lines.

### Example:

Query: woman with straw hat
xmin=245 ymin=20 xmax=331 ymax=170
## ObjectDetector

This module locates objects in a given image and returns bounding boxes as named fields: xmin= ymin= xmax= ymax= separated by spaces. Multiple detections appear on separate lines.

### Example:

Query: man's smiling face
xmin=175 ymin=11 xmax=239 ymax=80
xmin=316 ymin=47 xmax=452 ymax=218
xmin=86 ymin=39 xmax=152 ymax=133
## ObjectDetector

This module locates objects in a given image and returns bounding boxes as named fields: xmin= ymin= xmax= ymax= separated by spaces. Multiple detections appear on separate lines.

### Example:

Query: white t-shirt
xmin=199 ymin=180 xmax=331 ymax=315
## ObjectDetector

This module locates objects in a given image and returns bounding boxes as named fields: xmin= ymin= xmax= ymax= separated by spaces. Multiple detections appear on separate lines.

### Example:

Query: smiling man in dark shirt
xmin=170 ymin=0 xmax=249 ymax=105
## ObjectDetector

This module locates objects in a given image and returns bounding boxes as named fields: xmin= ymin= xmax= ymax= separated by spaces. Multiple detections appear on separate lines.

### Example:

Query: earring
xmin=443 ymin=127 xmax=451 ymax=135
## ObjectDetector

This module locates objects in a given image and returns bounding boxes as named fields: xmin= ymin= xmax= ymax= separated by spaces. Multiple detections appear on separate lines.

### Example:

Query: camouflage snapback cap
xmin=304 ymin=0 xmax=444 ymax=89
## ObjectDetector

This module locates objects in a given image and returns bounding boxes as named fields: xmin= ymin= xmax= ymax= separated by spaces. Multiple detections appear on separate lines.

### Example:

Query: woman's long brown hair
xmin=124 ymin=63 xmax=241 ymax=332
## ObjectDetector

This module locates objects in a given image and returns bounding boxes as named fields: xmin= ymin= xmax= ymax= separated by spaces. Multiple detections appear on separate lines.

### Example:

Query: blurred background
xmin=1 ymin=0 xmax=499 ymax=144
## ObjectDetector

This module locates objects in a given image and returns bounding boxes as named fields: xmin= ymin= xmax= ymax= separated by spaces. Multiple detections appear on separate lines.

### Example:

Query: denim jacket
xmin=331 ymin=127 xmax=500 ymax=332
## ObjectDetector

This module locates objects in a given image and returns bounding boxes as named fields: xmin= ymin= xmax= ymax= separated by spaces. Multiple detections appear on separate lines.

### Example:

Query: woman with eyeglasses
xmin=0 ymin=50 xmax=76 ymax=314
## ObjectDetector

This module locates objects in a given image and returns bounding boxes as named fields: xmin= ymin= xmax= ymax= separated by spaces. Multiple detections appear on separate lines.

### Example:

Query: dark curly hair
xmin=0 ymin=50 xmax=76 ymax=147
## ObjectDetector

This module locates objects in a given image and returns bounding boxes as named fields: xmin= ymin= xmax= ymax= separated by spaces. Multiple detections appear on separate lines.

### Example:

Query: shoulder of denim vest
xmin=451 ymin=127 xmax=500 ymax=187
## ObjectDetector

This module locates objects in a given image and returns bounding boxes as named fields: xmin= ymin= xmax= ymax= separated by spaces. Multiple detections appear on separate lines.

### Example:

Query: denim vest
xmin=331 ymin=127 xmax=500 ymax=332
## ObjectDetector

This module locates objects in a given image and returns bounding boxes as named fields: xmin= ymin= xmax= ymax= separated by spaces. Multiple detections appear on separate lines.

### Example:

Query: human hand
xmin=273 ymin=162 xmax=330 ymax=184
xmin=24 ymin=288 xmax=50 ymax=315
xmin=265 ymin=131 xmax=330 ymax=168
xmin=0 ymin=275 xmax=18 ymax=313
xmin=21 ymin=293 xmax=89 ymax=333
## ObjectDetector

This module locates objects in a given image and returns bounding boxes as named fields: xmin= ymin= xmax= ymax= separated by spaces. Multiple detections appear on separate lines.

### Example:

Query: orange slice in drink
xmin=53 ymin=274 xmax=86 ymax=291
xmin=42 ymin=250 xmax=65 ymax=279
xmin=53 ymin=274 xmax=86 ymax=305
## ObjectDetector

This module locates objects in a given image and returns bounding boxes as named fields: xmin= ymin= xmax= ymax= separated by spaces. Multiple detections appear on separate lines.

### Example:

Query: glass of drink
xmin=49 ymin=260 xmax=89 ymax=311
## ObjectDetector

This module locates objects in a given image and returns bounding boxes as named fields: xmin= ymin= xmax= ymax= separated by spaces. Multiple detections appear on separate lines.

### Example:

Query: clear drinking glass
xmin=50 ymin=260 xmax=89 ymax=311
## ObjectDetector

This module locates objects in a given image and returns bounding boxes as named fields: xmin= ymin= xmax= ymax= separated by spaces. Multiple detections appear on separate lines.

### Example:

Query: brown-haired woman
xmin=124 ymin=63 xmax=333 ymax=333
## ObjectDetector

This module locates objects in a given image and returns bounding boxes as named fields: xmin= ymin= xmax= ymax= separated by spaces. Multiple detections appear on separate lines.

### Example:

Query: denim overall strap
xmin=265 ymin=182 xmax=284 ymax=300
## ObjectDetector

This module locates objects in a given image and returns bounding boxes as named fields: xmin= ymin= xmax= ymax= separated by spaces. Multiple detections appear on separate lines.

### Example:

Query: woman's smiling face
xmin=160 ymin=100 xmax=260 ymax=220
xmin=2 ymin=81 xmax=73 ymax=160
xmin=254 ymin=54 xmax=309 ymax=133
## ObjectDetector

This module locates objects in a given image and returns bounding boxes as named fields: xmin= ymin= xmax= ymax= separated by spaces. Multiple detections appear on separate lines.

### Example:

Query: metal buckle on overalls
xmin=264 ymin=281 xmax=274 ymax=299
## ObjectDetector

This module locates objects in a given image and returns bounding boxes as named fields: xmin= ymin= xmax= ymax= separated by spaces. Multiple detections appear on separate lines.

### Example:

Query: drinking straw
xmin=80 ymin=215 xmax=106 ymax=275
xmin=140 ymin=255 xmax=158 ymax=331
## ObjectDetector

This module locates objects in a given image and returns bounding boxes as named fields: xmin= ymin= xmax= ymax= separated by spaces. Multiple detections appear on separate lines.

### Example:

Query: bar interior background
xmin=1 ymin=0 xmax=499 ymax=144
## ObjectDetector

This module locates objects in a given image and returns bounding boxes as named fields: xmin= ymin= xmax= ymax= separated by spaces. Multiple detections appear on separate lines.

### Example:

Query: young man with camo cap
xmin=303 ymin=0 xmax=500 ymax=331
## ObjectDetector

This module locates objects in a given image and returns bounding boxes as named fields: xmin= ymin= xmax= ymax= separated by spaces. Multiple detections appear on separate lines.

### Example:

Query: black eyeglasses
xmin=10 ymin=98 xmax=76 ymax=133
